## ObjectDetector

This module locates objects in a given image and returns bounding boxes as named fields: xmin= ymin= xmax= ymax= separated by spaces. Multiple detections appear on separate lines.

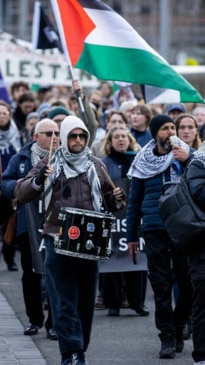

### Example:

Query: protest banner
xmin=99 ymin=178 xmax=147 ymax=273
xmin=0 ymin=30 xmax=99 ymax=87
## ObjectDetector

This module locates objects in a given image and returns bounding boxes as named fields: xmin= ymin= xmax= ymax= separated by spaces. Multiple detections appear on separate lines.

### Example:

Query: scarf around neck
xmin=0 ymin=119 xmax=21 ymax=153
xmin=31 ymin=142 xmax=49 ymax=166
xmin=127 ymin=138 xmax=189 ymax=181
xmin=44 ymin=146 xmax=103 ymax=211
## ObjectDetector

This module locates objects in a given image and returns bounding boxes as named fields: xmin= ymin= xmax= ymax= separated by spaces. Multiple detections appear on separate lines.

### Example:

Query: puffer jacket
xmin=1 ymin=141 xmax=34 ymax=236
xmin=126 ymin=159 xmax=191 ymax=243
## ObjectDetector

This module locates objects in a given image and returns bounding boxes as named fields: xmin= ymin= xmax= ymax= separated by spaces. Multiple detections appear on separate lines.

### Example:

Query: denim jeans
xmin=44 ymin=235 xmax=98 ymax=355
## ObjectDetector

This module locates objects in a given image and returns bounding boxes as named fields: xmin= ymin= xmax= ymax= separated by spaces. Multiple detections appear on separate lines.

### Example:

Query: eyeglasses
xmin=68 ymin=133 xmax=87 ymax=139
xmin=38 ymin=131 xmax=60 ymax=137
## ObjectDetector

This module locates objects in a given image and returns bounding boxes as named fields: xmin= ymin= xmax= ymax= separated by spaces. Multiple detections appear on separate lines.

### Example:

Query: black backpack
xmin=158 ymin=165 xmax=205 ymax=250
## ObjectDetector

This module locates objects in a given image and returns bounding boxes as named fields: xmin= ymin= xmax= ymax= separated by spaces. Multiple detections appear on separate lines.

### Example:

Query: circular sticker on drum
xmin=68 ymin=226 xmax=80 ymax=240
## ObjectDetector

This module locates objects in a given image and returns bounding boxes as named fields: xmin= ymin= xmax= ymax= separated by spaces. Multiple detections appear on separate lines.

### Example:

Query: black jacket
xmin=186 ymin=158 xmax=205 ymax=280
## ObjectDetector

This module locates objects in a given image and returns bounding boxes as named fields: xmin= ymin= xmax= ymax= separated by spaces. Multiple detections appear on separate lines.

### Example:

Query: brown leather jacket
xmin=15 ymin=155 xmax=123 ymax=234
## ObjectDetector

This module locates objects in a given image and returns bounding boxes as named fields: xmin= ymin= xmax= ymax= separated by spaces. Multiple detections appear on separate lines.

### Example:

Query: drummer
xmin=14 ymin=115 xmax=125 ymax=365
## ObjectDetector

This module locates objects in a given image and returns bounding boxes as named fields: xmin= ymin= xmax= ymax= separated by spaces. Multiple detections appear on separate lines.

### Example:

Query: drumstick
xmin=45 ymin=132 xmax=54 ymax=185
xmin=101 ymin=166 xmax=126 ymax=207
xmin=132 ymin=247 xmax=137 ymax=265
xmin=48 ymin=132 xmax=54 ymax=164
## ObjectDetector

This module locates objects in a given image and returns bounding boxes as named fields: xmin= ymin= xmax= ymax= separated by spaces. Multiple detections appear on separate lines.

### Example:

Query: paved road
xmin=0 ymin=247 xmax=194 ymax=365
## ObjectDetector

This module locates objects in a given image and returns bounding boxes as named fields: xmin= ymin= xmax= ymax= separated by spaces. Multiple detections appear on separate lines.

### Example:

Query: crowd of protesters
xmin=0 ymin=79 xmax=205 ymax=365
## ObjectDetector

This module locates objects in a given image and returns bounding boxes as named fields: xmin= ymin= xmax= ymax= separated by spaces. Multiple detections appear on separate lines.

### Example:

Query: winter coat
xmin=2 ymin=141 xmax=46 ymax=273
xmin=1 ymin=141 xmax=44 ymax=238
xmin=14 ymin=155 xmax=123 ymax=235
xmin=126 ymin=160 xmax=190 ymax=243
xmin=131 ymin=129 xmax=152 ymax=148
xmin=186 ymin=158 xmax=205 ymax=280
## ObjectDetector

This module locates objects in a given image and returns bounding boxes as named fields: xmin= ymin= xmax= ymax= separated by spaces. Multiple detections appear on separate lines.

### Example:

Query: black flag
xmin=32 ymin=1 xmax=63 ymax=52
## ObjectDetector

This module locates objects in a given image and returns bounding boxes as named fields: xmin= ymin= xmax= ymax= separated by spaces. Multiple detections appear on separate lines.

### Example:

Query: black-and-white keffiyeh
xmin=31 ymin=142 xmax=49 ymax=166
xmin=193 ymin=141 xmax=205 ymax=165
xmin=127 ymin=138 xmax=190 ymax=182
xmin=44 ymin=146 xmax=103 ymax=211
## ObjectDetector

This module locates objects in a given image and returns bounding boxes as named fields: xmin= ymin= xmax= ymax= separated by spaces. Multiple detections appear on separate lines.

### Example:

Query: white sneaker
xmin=193 ymin=362 xmax=205 ymax=365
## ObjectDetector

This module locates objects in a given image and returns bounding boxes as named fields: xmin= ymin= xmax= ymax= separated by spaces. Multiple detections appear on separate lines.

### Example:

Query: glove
xmin=35 ymin=165 xmax=48 ymax=186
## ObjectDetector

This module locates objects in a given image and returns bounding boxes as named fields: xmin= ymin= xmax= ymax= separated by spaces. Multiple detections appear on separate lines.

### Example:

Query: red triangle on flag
xmin=56 ymin=0 xmax=96 ymax=65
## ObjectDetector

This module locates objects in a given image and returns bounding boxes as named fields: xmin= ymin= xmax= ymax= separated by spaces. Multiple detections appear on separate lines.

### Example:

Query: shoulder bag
xmin=158 ymin=166 xmax=205 ymax=250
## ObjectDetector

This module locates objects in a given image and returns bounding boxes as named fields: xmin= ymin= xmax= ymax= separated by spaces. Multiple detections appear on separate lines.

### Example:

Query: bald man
xmin=1 ymin=118 xmax=60 ymax=339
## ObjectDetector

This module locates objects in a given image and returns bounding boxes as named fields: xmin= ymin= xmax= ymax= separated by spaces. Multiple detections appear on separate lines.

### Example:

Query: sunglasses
xmin=68 ymin=133 xmax=87 ymax=139
xmin=39 ymin=131 xmax=60 ymax=137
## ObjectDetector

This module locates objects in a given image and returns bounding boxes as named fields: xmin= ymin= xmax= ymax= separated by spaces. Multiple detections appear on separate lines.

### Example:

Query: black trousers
xmin=143 ymin=230 xmax=192 ymax=335
xmin=44 ymin=235 xmax=98 ymax=356
xmin=1 ymin=241 xmax=16 ymax=266
xmin=191 ymin=280 xmax=205 ymax=362
xmin=17 ymin=232 xmax=44 ymax=326
xmin=102 ymin=271 xmax=147 ymax=310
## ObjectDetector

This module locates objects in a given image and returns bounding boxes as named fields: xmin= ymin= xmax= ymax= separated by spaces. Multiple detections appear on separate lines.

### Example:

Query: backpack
xmin=158 ymin=166 xmax=205 ymax=250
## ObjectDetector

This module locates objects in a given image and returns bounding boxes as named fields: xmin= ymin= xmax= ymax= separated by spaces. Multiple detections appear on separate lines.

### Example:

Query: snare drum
xmin=54 ymin=207 xmax=116 ymax=261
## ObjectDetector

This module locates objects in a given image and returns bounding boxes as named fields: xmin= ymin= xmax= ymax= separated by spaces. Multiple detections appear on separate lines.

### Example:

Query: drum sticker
xmin=87 ymin=222 xmax=95 ymax=232
xmin=68 ymin=226 xmax=80 ymax=240
xmin=59 ymin=226 xmax=63 ymax=236
xmin=102 ymin=229 xmax=109 ymax=237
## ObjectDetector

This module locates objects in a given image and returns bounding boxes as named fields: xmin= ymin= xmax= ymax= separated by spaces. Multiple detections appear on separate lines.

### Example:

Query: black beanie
xmin=149 ymin=114 xmax=175 ymax=139
xmin=48 ymin=106 xmax=70 ymax=120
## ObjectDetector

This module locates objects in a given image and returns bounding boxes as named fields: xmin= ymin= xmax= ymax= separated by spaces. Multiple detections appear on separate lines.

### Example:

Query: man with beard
xmin=14 ymin=116 xmax=125 ymax=365
xmin=126 ymin=114 xmax=193 ymax=359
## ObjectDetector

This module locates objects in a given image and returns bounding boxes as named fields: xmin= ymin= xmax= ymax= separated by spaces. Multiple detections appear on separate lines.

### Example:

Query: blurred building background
xmin=1 ymin=0 xmax=205 ymax=65
xmin=0 ymin=0 xmax=205 ymax=94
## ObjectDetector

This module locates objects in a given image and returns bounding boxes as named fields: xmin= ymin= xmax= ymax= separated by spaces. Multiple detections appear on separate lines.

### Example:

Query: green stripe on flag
xmin=76 ymin=44 xmax=204 ymax=103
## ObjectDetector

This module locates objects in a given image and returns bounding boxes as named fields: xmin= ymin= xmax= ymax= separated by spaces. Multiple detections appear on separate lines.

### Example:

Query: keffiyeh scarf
xmin=192 ymin=142 xmax=205 ymax=166
xmin=31 ymin=142 xmax=49 ymax=166
xmin=127 ymin=138 xmax=189 ymax=182
xmin=44 ymin=146 xmax=103 ymax=211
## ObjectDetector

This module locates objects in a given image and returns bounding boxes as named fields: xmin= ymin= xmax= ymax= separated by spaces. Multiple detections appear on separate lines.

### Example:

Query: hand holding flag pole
xmin=50 ymin=0 xmax=90 ymax=125
xmin=71 ymin=78 xmax=89 ymax=126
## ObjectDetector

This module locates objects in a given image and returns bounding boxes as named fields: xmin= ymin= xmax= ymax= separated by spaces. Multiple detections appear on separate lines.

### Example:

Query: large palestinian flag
xmin=50 ymin=0 xmax=204 ymax=103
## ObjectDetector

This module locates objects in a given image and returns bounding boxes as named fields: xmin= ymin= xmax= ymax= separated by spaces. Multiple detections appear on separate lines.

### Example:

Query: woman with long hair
xmin=101 ymin=126 xmax=149 ymax=317
xmin=175 ymin=113 xmax=202 ymax=150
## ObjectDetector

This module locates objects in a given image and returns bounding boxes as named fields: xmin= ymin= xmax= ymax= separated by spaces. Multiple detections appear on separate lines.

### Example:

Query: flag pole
xmin=50 ymin=0 xmax=89 ymax=125
xmin=30 ymin=1 xmax=40 ymax=91
xmin=68 ymin=64 xmax=89 ymax=126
